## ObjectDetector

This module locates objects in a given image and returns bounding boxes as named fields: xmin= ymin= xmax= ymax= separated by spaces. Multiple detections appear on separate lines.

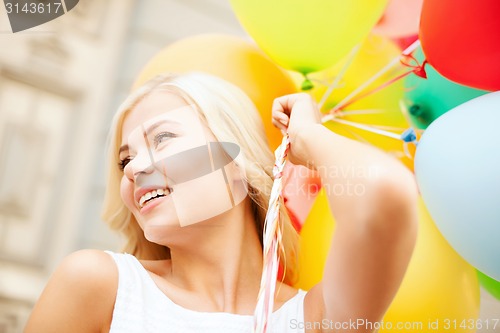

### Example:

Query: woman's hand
xmin=271 ymin=93 xmax=322 ymax=166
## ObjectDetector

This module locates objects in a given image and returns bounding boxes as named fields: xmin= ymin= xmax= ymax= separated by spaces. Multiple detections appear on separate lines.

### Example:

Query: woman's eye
xmin=153 ymin=131 xmax=177 ymax=148
xmin=118 ymin=157 xmax=131 ymax=171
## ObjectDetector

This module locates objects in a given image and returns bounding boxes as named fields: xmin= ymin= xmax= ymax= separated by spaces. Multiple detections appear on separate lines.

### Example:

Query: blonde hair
xmin=101 ymin=72 xmax=299 ymax=285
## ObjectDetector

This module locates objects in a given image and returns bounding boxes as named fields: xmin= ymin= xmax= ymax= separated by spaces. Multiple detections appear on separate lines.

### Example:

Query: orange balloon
xmin=133 ymin=34 xmax=297 ymax=149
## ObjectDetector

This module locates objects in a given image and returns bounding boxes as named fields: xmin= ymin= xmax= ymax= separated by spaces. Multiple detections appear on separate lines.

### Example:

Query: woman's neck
xmin=166 ymin=197 xmax=264 ymax=313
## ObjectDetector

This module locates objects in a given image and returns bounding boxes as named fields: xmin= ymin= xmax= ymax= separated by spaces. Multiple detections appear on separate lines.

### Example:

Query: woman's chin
xmin=142 ymin=222 xmax=181 ymax=243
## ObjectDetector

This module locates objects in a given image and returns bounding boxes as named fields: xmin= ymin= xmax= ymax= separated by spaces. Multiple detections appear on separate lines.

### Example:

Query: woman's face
xmin=119 ymin=91 xmax=247 ymax=242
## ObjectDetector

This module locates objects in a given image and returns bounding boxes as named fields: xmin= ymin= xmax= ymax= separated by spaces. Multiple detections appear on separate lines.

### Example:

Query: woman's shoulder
xmin=60 ymin=249 xmax=118 ymax=284
xmin=24 ymin=249 xmax=118 ymax=333
xmin=52 ymin=249 xmax=118 ymax=308
xmin=62 ymin=248 xmax=117 ymax=267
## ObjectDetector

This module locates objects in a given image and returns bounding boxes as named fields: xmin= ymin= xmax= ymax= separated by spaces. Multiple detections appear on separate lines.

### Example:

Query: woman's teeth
xmin=139 ymin=188 xmax=171 ymax=208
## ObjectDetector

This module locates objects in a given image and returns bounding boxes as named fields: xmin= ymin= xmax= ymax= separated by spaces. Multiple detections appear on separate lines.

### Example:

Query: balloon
xmin=415 ymin=92 xmax=500 ymax=280
xmin=373 ymin=0 xmax=423 ymax=38
xmin=294 ymin=189 xmax=335 ymax=290
xmin=133 ymin=34 xmax=297 ymax=149
xmin=404 ymin=47 xmax=488 ymax=129
xmin=229 ymin=0 xmax=388 ymax=74
xmin=477 ymin=271 xmax=500 ymax=301
xmin=381 ymin=199 xmax=479 ymax=332
xmin=282 ymin=163 xmax=321 ymax=231
xmin=419 ymin=0 xmax=500 ymax=91
xmin=306 ymin=35 xmax=415 ymax=170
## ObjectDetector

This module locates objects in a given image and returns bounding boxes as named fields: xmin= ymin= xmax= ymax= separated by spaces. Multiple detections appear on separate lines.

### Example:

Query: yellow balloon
xmin=295 ymin=195 xmax=479 ymax=331
xmin=133 ymin=34 xmax=297 ymax=150
xmin=306 ymin=35 xmax=415 ymax=170
xmin=294 ymin=189 xmax=335 ymax=290
xmin=230 ymin=0 xmax=388 ymax=74
xmin=381 ymin=199 xmax=479 ymax=332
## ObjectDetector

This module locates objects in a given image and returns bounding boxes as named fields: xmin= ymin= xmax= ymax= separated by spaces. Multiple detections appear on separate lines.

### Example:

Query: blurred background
xmin=0 ymin=0 xmax=247 ymax=330
xmin=0 ymin=1 xmax=498 ymax=332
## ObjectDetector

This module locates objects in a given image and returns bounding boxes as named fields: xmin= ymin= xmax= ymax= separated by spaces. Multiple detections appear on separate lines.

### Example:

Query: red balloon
xmin=282 ymin=164 xmax=321 ymax=232
xmin=419 ymin=0 xmax=500 ymax=91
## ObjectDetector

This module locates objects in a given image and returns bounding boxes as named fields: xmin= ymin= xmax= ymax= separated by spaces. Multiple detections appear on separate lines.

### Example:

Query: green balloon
xmin=477 ymin=270 xmax=500 ymax=301
xmin=404 ymin=48 xmax=488 ymax=129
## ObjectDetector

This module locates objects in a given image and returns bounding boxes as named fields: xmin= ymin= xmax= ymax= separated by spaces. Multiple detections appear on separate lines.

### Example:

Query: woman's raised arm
xmin=273 ymin=93 xmax=418 ymax=332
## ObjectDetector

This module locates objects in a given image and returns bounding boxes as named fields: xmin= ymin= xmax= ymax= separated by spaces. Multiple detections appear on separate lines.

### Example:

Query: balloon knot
xmin=414 ymin=60 xmax=428 ymax=79
xmin=401 ymin=128 xmax=417 ymax=143
xmin=401 ymin=54 xmax=428 ymax=79
xmin=301 ymin=78 xmax=314 ymax=91
xmin=409 ymin=104 xmax=424 ymax=117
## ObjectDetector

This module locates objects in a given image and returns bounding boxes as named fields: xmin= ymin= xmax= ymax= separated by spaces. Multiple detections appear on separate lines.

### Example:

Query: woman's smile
xmin=136 ymin=187 xmax=173 ymax=208
xmin=138 ymin=189 xmax=172 ymax=215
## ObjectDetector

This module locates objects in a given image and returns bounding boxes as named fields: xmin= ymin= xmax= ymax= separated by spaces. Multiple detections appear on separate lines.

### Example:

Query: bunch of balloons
xmin=132 ymin=0 xmax=500 ymax=330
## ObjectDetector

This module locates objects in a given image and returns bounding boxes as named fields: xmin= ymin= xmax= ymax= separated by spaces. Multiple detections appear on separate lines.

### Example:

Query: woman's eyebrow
xmin=145 ymin=119 xmax=180 ymax=136
xmin=118 ymin=119 xmax=180 ymax=155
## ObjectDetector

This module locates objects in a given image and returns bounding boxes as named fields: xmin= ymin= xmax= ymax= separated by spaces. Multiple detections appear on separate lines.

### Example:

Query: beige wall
xmin=0 ymin=1 xmax=247 ymax=331
xmin=0 ymin=1 xmax=135 ymax=331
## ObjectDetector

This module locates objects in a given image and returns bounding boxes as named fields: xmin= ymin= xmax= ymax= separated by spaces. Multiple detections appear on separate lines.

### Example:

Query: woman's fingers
xmin=271 ymin=117 xmax=287 ymax=134
xmin=271 ymin=93 xmax=306 ymax=128
xmin=272 ymin=98 xmax=290 ymax=133
xmin=272 ymin=93 xmax=302 ymax=116
xmin=271 ymin=93 xmax=320 ymax=131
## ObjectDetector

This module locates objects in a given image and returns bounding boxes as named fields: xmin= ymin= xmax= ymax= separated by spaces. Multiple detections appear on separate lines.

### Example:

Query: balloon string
xmin=322 ymin=117 xmax=419 ymax=147
xmin=331 ymin=69 xmax=416 ymax=111
xmin=253 ymin=134 xmax=289 ymax=333
xmin=328 ymin=40 xmax=421 ymax=114
xmin=368 ymin=123 xmax=414 ymax=132
xmin=330 ymin=49 xmax=427 ymax=113
xmin=337 ymin=109 xmax=386 ymax=115
xmin=328 ymin=109 xmax=421 ymax=131
xmin=318 ymin=44 xmax=361 ymax=109
xmin=324 ymin=117 xmax=402 ymax=140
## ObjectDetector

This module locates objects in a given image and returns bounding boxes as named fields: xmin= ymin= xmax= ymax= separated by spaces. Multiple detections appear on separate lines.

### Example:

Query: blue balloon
xmin=415 ymin=91 xmax=500 ymax=280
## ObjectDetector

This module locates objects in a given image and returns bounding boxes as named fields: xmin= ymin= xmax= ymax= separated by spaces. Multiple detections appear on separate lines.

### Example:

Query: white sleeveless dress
xmin=105 ymin=251 xmax=307 ymax=333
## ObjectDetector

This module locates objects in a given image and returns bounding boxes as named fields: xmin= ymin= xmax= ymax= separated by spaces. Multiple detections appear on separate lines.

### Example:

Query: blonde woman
xmin=25 ymin=73 xmax=418 ymax=333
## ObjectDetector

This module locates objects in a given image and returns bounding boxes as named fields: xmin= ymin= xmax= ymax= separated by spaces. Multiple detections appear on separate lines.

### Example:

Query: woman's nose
xmin=126 ymin=151 xmax=155 ymax=180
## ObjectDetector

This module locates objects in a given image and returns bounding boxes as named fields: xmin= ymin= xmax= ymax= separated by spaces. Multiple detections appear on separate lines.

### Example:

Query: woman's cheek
xmin=120 ymin=176 xmax=135 ymax=212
